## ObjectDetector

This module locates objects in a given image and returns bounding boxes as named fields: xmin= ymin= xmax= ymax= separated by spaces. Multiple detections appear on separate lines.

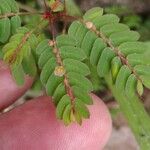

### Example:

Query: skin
xmin=0 ymin=60 xmax=112 ymax=150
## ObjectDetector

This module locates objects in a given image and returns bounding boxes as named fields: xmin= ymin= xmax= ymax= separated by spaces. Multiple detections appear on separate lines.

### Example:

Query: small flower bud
xmin=49 ymin=40 xmax=56 ymax=47
xmin=54 ymin=66 xmax=66 ymax=77
xmin=85 ymin=21 xmax=94 ymax=29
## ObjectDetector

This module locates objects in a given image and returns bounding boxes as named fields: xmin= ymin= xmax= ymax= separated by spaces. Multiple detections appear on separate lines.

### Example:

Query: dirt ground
xmin=104 ymin=114 xmax=139 ymax=150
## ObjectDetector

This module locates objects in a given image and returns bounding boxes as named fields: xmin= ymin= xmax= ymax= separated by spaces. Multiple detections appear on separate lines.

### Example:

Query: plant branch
xmin=79 ymin=20 xmax=142 ymax=83
xmin=8 ymin=31 xmax=32 ymax=64
xmin=0 ymin=12 xmax=43 ymax=19
xmin=49 ymin=41 xmax=75 ymax=106
xmin=42 ymin=0 xmax=75 ymax=109
xmin=8 ymin=19 xmax=46 ymax=65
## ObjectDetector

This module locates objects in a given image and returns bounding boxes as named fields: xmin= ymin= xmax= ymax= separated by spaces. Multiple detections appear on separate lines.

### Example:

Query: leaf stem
xmin=49 ymin=41 xmax=75 ymax=105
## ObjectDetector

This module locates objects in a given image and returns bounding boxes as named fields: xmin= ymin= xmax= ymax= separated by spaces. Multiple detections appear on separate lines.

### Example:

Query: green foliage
xmin=65 ymin=0 xmax=82 ymax=16
xmin=36 ymin=35 xmax=93 ymax=125
xmin=2 ymin=27 xmax=37 ymax=85
xmin=0 ymin=0 xmax=21 ymax=43
xmin=68 ymin=7 xmax=150 ymax=99
xmin=0 ymin=1 xmax=150 ymax=148
xmin=105 ymin=5 xmax=130 ymax=15
xmin=66 ymin=7 xmax=150 ymax=148
xmin=105 ymin=5 xmax=150 ymax=41
xmin=123 ymin=15 xmax=142 ymax=29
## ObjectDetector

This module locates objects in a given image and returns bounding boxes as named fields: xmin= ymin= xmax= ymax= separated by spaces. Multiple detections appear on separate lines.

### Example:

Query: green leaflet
xmin=67 ymin=72 xmax=93 ymax=92
xmin=127 ymin=52 xmax=150 ymax=67
xmin=68 ymin=21 xmax=88 ymax=47
xmin=92 ymin=14 xmax=120 ymax=29
xmin=83 ymin=7 xmax=103 ymax=21
xmin=11 ymin=16 xmax=21 ymax=35
xmin=31 ymin=77 xmax=43 ymax=92
xmin=134 ymin=65 xmax=150 ymax=89
xmin=74 ymin=99 xmax=90 ymax=119
xmin=115 ymin=66 xmax=131 ymax=92
xmin=81 ymin=31 xmax=98 ymax=56
xmin=119 ymin=42 xmax=147 ymax=56
xmin=65 ymin=0 xmax=82 ymax=17
xmin=28 ymin=33 xmax=38 ymax=50
xmin=97 ymin=48 xmax=116 ymax=77
xmin=72 ymin=86 xmax=93 ymax=105
xmin=38 ymin=48 xmax=54 ymax=69
xmin=90 ymin=38 xmax=107 ymax=66
xmin=36 ymin=39 xmax=51 ymax=55
xmin=134 ymin=65 xmax=150 ymax=76
xmin=74 ymin=110 xmax=82 ymax=125
xmin=140 ymin=75 xmax=150 ymax=89
xmin=46 ymin=73 xmax=64 ymax=96
xmin=100 ymin=23 xmax=129 ymax=36
xmin=63 ymin=59 xmax=90 ymax=76
xmin=137 ymin=80 xmax=144 ymax=96
xmin=59 ymin=46 xmax=87 ymax=61
xmin=40 ymin=58 xmax=57 ymax=84
xmin=53 ymin=83 xmax=66 ymax=105
xmin=0 ymin=18 xmax=10 ymax=43
xmin=0 ymin=0 xmax=21 ymax=43
xmin=11 ymin=64 xmax=25 ymax=85
xmin=68 ymin=21 xmax=80 ymax=38
xmin=0 ymin=0 xmax=11 ymax=14
xmin=56 ymin=35 xmax=77 ymax=47
xmin=62 ymin=104 xmax=72 ymax=126
xmin=111 ymin=57 xmax=122 ymax=83
xmin=127 ymin=54 xmax=146 ymax=67
xmin=56 ymin=95 xmax=71 ymax=120
xmin=22 ymin=53 xmax=37 ymax=77
xmin=110 ymin=31 xmax=140 ymax=46
xmin=5 ymin=0 xmax=19 ymax=12
xmin=125 ymin=74 xmax=137 ymax=98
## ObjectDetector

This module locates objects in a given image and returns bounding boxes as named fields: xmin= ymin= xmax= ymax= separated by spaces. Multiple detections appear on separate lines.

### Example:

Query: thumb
xmin=0 ymin=94 xmax=112 ymax=150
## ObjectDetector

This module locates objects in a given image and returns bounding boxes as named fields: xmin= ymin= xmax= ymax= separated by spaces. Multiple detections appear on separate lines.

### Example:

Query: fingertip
xmin=0 ymin=60 xmax=33 ymax=110
xmin=59 ymin=93 xmax=112 ymax=150
xmin=0 ymin=95 xmax=112 ymax=150
xmin=89 ymin=93 xmax=112 ymax=149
